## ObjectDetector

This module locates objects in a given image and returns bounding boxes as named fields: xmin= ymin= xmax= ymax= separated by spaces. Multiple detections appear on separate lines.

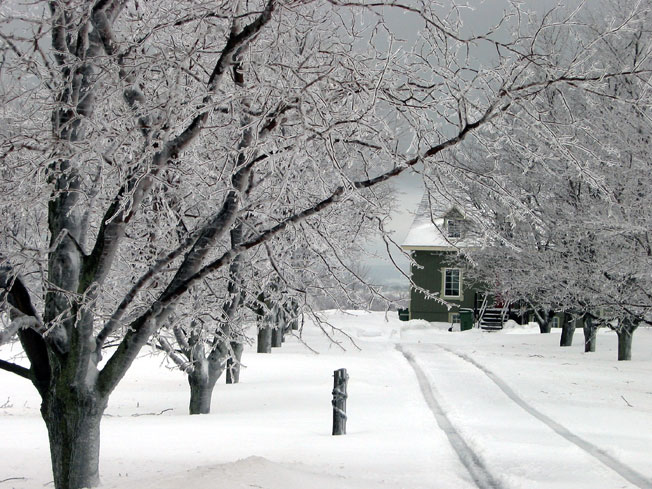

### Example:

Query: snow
xmin=402 ymin=216 xmax=451 ymax=249
xmin=2 ymin=312 xmax=652 ymax=489
xmin=401 ymin=192 xmax=477 ymax=250
xmin=401 ymin=193 xmax=455 ymax=250
xmin=401 ymin=192 xmax=450 ymax=249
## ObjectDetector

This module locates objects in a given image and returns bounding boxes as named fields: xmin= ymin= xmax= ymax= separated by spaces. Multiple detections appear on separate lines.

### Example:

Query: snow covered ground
xmin=2 ymin=312 xmax=652 ymax=489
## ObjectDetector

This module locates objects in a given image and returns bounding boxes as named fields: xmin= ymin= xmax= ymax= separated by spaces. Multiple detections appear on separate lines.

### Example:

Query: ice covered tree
xmin=0 ymin=0 xmax=649 ymax=487
xmin=442 ymin=1 xmax=652 ymax=358
xmin=156 ymin=200 xmax=378 ymax=414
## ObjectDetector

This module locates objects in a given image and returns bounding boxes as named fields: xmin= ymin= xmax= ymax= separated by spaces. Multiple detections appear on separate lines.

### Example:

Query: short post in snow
xmin=332 ymin=368 xmax=348 ymax=435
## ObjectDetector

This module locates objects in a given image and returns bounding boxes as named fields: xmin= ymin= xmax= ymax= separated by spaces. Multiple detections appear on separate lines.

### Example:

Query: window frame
xmin=442 ymin=268 xmax=461 ymax=298
xmin=447 ymin=219 xmax=462 ymax=238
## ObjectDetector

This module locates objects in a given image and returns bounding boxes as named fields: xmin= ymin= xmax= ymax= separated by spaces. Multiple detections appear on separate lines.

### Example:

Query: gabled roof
xmin=401 ymin=192 xmax=476 ymax=251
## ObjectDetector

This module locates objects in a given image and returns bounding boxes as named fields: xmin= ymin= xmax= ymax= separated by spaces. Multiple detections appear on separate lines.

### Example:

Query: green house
xmin=401 ymin=194 xmax=481 ymax=323
xmin=402 ymin=194 xmax=568 ymax=329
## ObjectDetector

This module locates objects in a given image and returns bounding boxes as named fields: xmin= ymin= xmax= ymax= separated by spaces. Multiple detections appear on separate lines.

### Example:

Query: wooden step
xmin=479 ymin=307 xmax=505 ymax=330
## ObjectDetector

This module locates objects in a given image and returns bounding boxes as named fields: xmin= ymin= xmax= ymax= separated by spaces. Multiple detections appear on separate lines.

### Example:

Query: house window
xmin=450 ymin=312 xmax=460 ymax=324
xmin=444 ymin=269 xmax=461 ymax=297
xmin=447 ymin=219 xmax=461 ymax=238
xmin=551 ymin=316 xmax=560 ymax=328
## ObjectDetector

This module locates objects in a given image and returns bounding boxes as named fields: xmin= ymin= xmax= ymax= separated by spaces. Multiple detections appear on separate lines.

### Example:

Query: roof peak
xmin=401 ymin=191 xmax=473 ymax=250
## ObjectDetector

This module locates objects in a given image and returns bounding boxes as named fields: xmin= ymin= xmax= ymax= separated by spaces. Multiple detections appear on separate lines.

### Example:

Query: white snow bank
xmin=100 ymin=456 xmax=402 ymax=489
xmin=501 ymin=320 xmax=541 ymax=334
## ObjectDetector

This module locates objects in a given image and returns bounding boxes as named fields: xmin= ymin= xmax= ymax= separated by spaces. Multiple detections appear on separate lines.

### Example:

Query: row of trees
xmin=438 ymin=2 xmax=652 ymax=360
xmin=0 ymin=0 xmax=649 ymax=487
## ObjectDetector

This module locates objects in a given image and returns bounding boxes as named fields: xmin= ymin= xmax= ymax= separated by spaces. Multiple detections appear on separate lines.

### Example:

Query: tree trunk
xmin=186 ymin=341 xmax=228 ymax=415
xmin=583 ymin=316 xmax=597 ymax=352
xmin=538 ymin=319 xmax=552 ymax=334
xmin=617 ymin=318 xmax=638 ymax=361
xmin=42 ymin=390 xmax=107 ymax=489
xmin=560 ymin=315 xmax=575 ymax=347
xmin=257 ymin=325 xmax=272 ymax=353
xmin=271 ymin=305 xmax=283 ymax=347
xmin=617 ymin=330 xmax=633 ymax=361
xmin=534 ymin=309 xmax=555 ymax=333
xmin=188 ymin=369 xmax=218 ymax=415
xmin=272 ymin=326 xmax=283 ymax=347
xmin=226 ymin=342 xmax=244 ymax=384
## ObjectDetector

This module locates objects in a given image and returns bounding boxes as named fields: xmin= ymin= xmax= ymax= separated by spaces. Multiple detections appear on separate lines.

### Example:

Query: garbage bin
xmin=398 ymin=308 xmax=409 ymax=321
xmin=459 ymin=309 xmax=474 ymax=331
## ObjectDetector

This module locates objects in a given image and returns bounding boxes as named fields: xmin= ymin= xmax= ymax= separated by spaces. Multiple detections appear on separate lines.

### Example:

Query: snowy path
xmin=397 ymin=345 xmax=504 ymax=489
xmin=439 ymin=345 xmax=652 ymax=489
xmin=401 ymin=341 xmax=650 ymax=489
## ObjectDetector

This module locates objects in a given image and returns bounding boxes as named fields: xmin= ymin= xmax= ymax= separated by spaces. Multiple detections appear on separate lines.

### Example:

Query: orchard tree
xmin=442 ymin=1 xmax=652 ymax=358
xmin=154 ymin=166 xmax=382 ymax=415
xmin=0 ymin=0 xmax=649 ymax=488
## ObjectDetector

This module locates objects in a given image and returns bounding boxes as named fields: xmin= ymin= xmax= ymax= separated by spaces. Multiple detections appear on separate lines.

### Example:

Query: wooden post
xmin=332 ymin=368 xmax=348 ymax=435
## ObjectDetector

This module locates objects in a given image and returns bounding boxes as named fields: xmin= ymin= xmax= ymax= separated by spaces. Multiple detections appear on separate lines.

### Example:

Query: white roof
xmin=401 ymin=192 xmax=475 ymax=250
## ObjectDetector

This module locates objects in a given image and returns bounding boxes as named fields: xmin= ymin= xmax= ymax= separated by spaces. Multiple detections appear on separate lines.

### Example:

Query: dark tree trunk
xmin=560 ymin=314 xmax=575 ymax=347
xmin=535 ymin=309 xmax=554 ymax=334
xmin=286 ymin=299 xmax=300 ymax=330
xmin=226 ymin=342 xmax=244 ymax=384
xmin=257 ymin=325 xmax=272 ymax=353
xmin=538 ymin=319 xmax=552 ymax=334
xmin=272 ymin=326 xmax=283 ymax=347
xmin=188 ymin=368 xmax=219 ymax=415
xmin=617 ymin=318 xmax=638 ymax=361
xmin=186 ymin=342 xmax=228 ymax=415
xmin=617 ymin=330 xmax=633 ymax=361
xmin=271 ymin=305 xmax=284 ymax=347
xmin=583 ymin=316 xmax=597 ymax=352
xmin=42 ymin=390 xmax=107 ymax=489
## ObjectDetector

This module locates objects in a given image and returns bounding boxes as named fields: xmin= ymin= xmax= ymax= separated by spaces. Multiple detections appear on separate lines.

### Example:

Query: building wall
xmin=409 ymin=250 xmax=477 ymax=322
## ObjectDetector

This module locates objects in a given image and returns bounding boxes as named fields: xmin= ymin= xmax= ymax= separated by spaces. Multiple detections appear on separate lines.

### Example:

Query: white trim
xmin=441 ymin=267 xmax=463 ymax=299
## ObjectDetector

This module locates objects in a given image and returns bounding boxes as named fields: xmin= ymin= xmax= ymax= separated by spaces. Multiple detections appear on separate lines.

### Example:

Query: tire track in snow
xmin=396 ymin=345 xmax=504 ymax=489
xmin=439 ymin=345 xmax=652 ymax=489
